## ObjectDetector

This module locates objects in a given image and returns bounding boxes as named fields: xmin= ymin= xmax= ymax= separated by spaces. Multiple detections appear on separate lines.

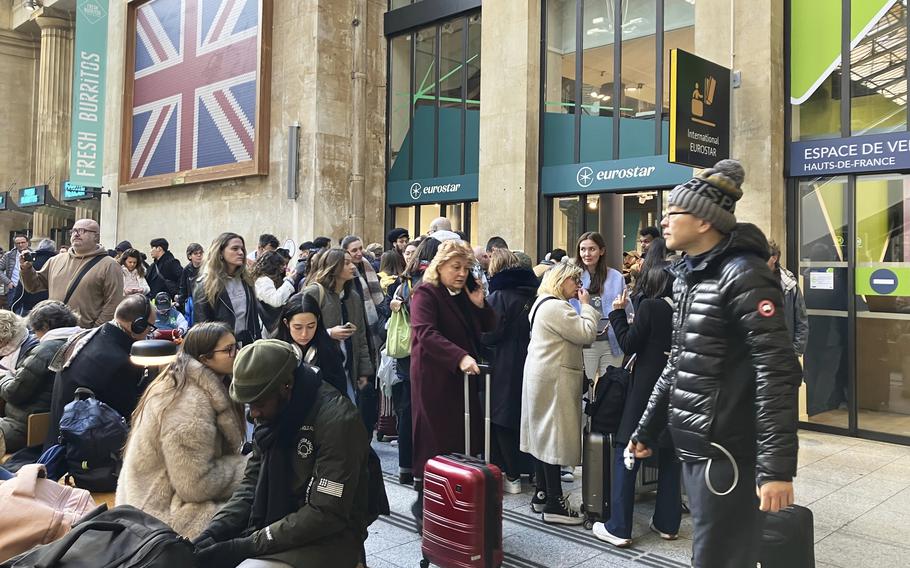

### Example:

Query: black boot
xmin=411 ymin=479 xmax=424 ymax=534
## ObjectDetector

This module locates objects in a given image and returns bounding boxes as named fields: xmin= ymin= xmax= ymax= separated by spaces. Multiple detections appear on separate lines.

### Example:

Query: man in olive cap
xmin=193 ymin=339 xmax=371 ymax=568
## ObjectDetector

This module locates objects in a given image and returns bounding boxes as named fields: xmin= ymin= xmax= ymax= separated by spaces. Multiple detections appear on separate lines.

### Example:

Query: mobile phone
xmin=342 ymin=322 xmax=356 ymax=330
xmin=22 ymin=252 xmax=34 ymax=263
xmin=465 ymin=273 xmax=479 ymax=292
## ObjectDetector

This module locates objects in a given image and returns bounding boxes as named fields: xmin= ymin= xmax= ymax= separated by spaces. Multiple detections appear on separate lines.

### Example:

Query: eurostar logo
xmin=410 ymin=183 xmax=422 ymax=200
xmin=576 ymin=166 xmax=594 ymax=188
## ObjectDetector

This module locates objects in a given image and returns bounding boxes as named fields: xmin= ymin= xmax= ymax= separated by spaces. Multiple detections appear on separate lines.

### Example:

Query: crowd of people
xmin=0 ymin=159 xmax=809 ymax=568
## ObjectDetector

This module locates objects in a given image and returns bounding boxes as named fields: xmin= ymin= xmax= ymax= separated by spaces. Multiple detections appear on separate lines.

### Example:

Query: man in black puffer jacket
xmin=627 ymin=160 xmax=801 ymax=568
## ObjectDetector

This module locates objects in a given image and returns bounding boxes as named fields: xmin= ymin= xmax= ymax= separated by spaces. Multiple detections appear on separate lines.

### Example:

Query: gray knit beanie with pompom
xmin=667 ymin=159 xmax=745 ymax=234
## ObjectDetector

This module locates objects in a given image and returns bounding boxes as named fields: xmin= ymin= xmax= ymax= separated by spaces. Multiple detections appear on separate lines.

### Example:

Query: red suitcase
xmin=376 ymin=389 xmax=398 ymax=442
xmin=420 ymin=364 xmax=503 ymax=568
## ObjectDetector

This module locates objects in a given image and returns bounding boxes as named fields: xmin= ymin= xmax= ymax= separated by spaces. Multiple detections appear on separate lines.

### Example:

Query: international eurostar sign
xmin=541 ymin=155 xmax=692 ymax=196
xmin=387 ymin=174 xmax=478 ymax=205
xmin=789 ymin=131 xmax=910 ymax=177
xmin=69 ymin=0 xmax=109 ymax=188
xmin=669 ymin=49 xmax=731 ymax=169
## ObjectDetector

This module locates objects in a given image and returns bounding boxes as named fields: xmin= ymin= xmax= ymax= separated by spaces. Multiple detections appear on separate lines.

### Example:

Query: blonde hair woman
xmin=408 ymin=239 xmax=497 ymax=529
xmin=520 ymin=261 xmax=598 ymax=526
xmin=193 ymin=232 xmax=261 ymax=346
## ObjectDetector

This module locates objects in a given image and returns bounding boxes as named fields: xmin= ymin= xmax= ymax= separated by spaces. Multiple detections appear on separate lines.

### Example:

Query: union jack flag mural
xmin=124 ymin=0 xmax=270 ymax=187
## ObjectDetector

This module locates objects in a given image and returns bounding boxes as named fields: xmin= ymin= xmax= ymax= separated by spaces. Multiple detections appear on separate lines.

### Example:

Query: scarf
xmin=249 ymin=365 xmax=323 ymax=530
xmin=356 ymin=261 xmax=384 ymax=326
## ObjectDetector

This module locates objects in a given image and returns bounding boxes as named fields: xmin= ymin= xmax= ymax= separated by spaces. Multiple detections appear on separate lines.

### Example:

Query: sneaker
xmin=649 ymin=519 xmax=678 ymax=540
xmin=560 ymin=468 xmax=575 ymax=482
xmin=542 ymin=496 xmax=584 ymax=526
xmin=504 ymin=477 xmax=523 ymax=495
xmin=531 ymin=490 xmax=547 ymax=513
xmin=592 ymin=522 xmax=632 ymax=547
xmin=390 ymin=439 xmax=399 ymax=447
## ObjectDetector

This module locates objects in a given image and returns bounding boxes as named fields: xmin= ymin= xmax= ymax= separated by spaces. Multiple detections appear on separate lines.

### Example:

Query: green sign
xmin=69 ymin=0 xmax=109 ymax=188
xmin=62 ymin=181 xmax=99 ymax=201
xmin=790 ymin=0 xmax=893 ymax=104
xmin=669 ymin=49 xmax=730 ymax=168
xmin=856 ymin=265 xmax=910 ymax=296
xmin=0 ymin=192 xmax=7 ymax=211
xmin=540 ymin=155 xmax=692 ymax=196
xmin=18 ymin=185 xmax=47 ymax=207
xmin=387 ymin=174 xmax=478 ymax=206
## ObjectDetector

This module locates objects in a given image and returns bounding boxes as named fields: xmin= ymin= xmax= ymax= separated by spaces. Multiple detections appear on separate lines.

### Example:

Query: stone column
xmin=32 ymin=15 xmax=74 ymax=240
xmin=477 ymin=0 xmax=541 ymax=255
xmin=695 ymin=0 xmax=786 ymax=247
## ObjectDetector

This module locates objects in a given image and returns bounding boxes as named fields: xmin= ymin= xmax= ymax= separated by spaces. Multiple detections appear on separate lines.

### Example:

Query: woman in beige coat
xmin=116 ymin=322 xmax=246 ymax=538
xmin=520 ymin=261 xmax=599 ymax=526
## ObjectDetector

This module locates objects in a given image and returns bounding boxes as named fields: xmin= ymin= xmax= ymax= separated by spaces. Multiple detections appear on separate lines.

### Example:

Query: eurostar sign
xmin=387 ymin=174 xmax=478 ymax=205
xmin=541 ymin=155 xmax=692 ymax=196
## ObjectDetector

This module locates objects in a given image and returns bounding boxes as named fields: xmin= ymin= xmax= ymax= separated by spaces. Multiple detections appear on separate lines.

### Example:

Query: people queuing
xmin=479 ymin=249 xmax=537 ymax=494
xmin=521 ymin=261 xmax=598 ymax=525
xmin=0 ymin=186 xmax=803 ymax=568
xmin=408 ymin=239 xmax=497 ymax=529
xmin=592 ymin=237 xmax=683 ymax=547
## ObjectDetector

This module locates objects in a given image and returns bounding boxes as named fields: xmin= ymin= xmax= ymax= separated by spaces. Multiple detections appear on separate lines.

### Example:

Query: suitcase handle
xmin=463 ymin=364 xmax=492 ymax=463
xmin=34 ymin=521 xmax=126 ymax=568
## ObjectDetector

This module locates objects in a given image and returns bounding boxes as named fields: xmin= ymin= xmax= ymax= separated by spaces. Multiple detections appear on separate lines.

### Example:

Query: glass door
xmin=855 ymin=174 xmax=910 ymax=438
xmin=798 ymin=176 xmax=850 ymax=429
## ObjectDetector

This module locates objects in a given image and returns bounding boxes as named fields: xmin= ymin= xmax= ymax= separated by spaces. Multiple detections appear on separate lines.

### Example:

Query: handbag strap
xmin=529 ymin=296 xmax=559 ymax=331
xmin=63 ymin=255 xmax=106 ymax=305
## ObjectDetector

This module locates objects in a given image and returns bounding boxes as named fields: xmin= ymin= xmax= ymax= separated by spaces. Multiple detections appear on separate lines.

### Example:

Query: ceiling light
xmin=130 ymin=339 xmax=178 ymax=367
xmin=591 ymin=91 xmax=599 ymax=97
xmin=592 ymin=17 xmax=604 ymax=24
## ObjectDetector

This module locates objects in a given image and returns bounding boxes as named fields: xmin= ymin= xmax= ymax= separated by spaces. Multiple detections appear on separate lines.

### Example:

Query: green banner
xmin=69 ymin=0 xmax=109 ymax=188
xmin=790 ymin=0 xmax=893 ymax=104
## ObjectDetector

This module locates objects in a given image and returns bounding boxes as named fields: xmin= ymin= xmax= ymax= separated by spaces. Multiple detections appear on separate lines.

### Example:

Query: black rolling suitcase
xmin=759 ymin=504 xmax=815 ymax=568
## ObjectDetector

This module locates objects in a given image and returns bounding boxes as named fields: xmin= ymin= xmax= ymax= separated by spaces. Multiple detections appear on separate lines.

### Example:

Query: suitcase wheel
xmin=420 ymin=558 xmax=430 ymax=568
xmin=584 ymin=519 xmax=594 ymax=530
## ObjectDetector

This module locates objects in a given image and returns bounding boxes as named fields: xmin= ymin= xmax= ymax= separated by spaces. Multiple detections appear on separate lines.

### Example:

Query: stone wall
xmin=695 ymin=0 xmax=786 ymax=249
xmin=0 ymin=0 xmax=38 ymax=247
xmin=100 ymin=0 xmax=387 ymax=255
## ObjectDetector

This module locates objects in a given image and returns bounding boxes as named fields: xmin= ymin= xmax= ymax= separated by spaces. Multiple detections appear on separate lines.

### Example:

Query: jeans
xmin=606 ymin=448 xmax=682 ymax=539
xmin=683 ymin=458 xmax=761 ymax=568
xmin=391 ymin=379 xmax=413 ymax=474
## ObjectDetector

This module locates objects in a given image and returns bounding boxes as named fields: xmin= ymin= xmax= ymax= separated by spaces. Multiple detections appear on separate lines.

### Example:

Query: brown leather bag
xmin=0 ymin=464 xmax=98 ymax=562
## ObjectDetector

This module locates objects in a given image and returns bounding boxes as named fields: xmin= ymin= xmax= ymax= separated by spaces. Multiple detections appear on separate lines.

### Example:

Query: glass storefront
xmin=540 ymin=0 xmax=694 ymax=255
xmin=788 ymin=0 xmax=910 ymax=443
xmin=385 ymin=7 xmax=481 ymax=242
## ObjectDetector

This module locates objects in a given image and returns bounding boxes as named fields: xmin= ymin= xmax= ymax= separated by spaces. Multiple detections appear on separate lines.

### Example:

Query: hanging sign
xmin=17 ymin=185 xmax=48 ymax=207
xmin=669 ymin=49 xmax=731 ymax=168
xmin=69 ymin=0 xmax=109 ymax=188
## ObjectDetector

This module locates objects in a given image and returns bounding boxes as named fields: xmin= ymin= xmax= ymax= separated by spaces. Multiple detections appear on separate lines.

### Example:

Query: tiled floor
xmin=366 ymin=430 xmax=910 ymax=568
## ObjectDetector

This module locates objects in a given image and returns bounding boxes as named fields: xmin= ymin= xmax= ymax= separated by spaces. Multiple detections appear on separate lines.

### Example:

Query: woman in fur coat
xmin=116 ymin=322 xmax=246 ymax=538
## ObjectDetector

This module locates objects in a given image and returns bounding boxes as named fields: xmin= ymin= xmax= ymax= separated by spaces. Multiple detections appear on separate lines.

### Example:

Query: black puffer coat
xmin=632 ymin=224 xmax=801 ymax=486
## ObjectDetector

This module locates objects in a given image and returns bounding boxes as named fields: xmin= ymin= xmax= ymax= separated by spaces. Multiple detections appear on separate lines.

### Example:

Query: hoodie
xmin=20 ymin=245 xmax=124 ymax=328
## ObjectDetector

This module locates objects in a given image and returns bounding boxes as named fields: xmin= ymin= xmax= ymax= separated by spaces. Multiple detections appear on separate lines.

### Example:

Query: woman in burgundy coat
xmin=409 ymin=239 xmax=497 ymax=526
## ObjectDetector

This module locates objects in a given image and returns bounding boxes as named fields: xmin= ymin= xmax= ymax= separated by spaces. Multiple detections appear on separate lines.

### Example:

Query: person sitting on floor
xmin=192 ymin=340 xmax=371 ymax=568
xmin=116 ymin=322 xmax=247 ymax=538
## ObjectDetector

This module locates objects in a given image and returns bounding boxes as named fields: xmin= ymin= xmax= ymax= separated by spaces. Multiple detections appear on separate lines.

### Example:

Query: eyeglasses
xmin=71 ymin=228 xmax=98 ymax=236
xmin=662 ymin=211 xmax=693 ymax=220
xmin=211 ymin=343 xmax=240 ymax=357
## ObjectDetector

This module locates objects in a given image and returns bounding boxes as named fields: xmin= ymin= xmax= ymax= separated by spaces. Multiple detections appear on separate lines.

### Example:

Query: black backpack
xmin=57 ymin=387 xmax=128 ymax=492
xmin=584 ymin=356 xmax=635 ymax=434
xmin=2 ymin=505 xmax=196 ymax=568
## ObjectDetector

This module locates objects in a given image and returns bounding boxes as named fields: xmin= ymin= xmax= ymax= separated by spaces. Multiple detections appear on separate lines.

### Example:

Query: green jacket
xmin=205 ymin=381 xmax=370 ymax=568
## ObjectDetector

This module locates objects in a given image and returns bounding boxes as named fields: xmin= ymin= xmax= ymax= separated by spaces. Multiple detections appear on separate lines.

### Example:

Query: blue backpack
xmin=45 ymin=387 xmax=128 ymax=492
